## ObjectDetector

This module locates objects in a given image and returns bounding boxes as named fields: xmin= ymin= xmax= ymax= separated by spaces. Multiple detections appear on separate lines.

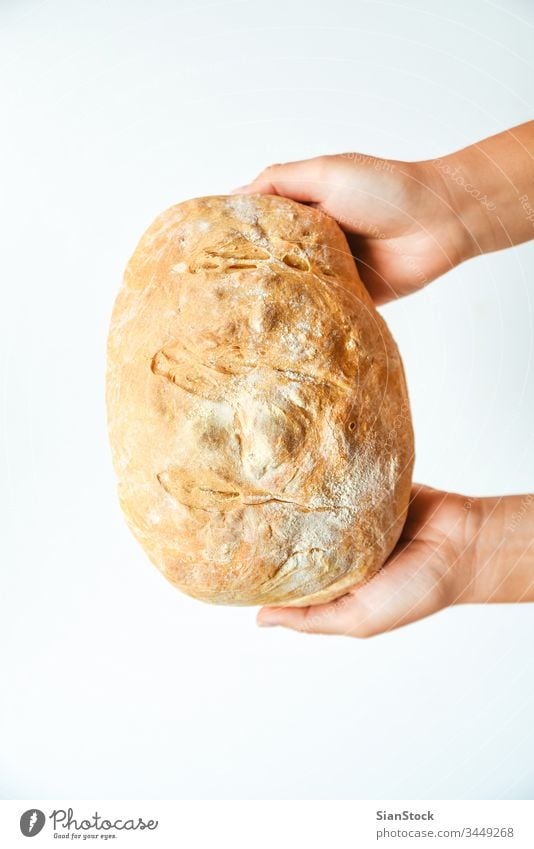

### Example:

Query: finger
xmin=231 ymin=157 xmax=334 ymax=204
xmin=401 ymin=483 xmax=458 ymax=539
xmin=257 ymin=539 xmax=451 ymax=638
xmin=256 ymin=595 xmax=362 ymax=635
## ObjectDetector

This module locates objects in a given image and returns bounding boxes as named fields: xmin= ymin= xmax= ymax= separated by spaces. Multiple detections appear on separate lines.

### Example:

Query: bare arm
xmin=430 ymin=120 xmax=534 ymax=261
xmin=462 ymin=493 xmax=534 ymax=605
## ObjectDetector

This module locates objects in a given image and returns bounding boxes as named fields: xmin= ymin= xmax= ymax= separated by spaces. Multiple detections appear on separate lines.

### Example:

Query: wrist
xmin=454 ymin=497 xmax=500 ymax=604
xmin=424 ymin=152 xmax=493 ymax=265
xmin=455 ymin=494 xmax=534 ymax=604
xmin=426 ymin=123 xmax=534 ymax=263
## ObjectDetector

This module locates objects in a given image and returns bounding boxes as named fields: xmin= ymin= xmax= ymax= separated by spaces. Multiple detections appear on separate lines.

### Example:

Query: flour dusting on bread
xmin=106 ymin=195 xmax=414 ymax=605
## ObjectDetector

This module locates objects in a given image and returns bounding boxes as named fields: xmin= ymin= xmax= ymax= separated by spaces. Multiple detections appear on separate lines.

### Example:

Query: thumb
xmin=231 ymin=156 xmax=335 ymax=204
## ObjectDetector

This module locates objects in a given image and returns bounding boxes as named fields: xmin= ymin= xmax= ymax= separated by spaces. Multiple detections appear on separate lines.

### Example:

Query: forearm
xmin=462 ymin=494 xmax=534 ymax=604
xmin=429 ymin=121 xmax=534 ymax=261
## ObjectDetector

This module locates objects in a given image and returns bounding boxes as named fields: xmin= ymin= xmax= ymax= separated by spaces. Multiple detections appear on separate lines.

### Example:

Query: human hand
xmin=256 ymin=485 xmax=534 ymax=637
xmin=257 ymin=485 xmax=474 ymax=636
xmin=233 ymin=122 xmax=534 ymax=304
xmin=233 ymin=154 xmax=474 ymax=304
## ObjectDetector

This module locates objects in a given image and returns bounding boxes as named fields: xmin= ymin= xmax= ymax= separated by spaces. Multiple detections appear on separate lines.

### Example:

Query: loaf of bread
xmin=106 ymin=194 xmax=414 ymax=606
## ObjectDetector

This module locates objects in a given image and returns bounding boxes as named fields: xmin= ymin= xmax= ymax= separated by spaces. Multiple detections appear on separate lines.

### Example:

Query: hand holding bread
xmin=107 ymin=122 xmax=534 ymax=635
xmin=239 ymin=122 xmax=534 ymax=634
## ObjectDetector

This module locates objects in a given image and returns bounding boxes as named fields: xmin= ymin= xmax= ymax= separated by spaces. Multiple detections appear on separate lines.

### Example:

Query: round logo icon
xmin=20 ymin=809 xmax=46 ymax=837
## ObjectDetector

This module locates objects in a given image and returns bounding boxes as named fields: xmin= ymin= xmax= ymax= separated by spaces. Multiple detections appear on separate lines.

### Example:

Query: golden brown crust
xmin=106 ymin=194 xmax=414 ymax=606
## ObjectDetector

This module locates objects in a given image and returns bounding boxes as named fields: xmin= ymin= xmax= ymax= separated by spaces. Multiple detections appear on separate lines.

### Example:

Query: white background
xmin=1 ymin=0 xmax=533 ymax=800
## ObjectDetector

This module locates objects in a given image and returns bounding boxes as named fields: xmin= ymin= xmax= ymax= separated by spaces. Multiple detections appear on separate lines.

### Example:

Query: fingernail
xmin=257 ymin=618 xmax=278 ymax=628
xmin=230 ymin=184 xmax=251 ymax=194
